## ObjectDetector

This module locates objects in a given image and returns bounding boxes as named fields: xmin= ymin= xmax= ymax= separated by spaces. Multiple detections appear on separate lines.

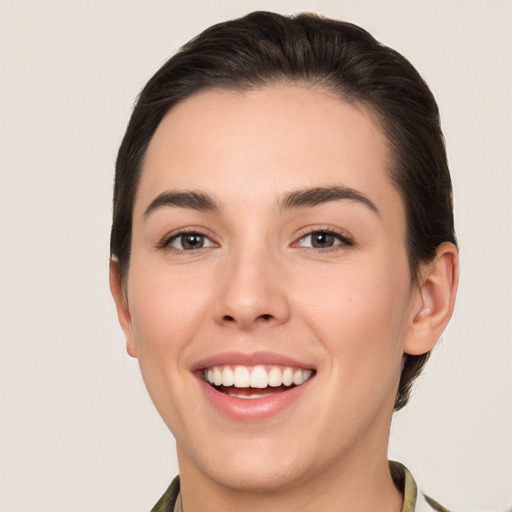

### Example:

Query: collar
xmin=151 ymin=462 xmax=446 ymax=512
xmin=390 ymin=460 xmax=417 ymax=512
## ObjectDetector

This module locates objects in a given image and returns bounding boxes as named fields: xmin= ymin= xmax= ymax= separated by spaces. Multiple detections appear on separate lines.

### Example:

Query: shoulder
xmin=390 ymin=461 xmax=452 ymax=512
xmin=417 ymin=493 xmax=453 ymax=512
xmin=150 ymin=476 xmax=180 ymax=512
xmin=151 ymin=467 xmax=452 ymax=512
xmin=419 ymin=493 xmax=453 ymax=512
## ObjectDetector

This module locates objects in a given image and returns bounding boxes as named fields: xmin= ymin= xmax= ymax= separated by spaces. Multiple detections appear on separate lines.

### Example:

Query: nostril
xmin=220 ymin=313 xmax=275 ymax=325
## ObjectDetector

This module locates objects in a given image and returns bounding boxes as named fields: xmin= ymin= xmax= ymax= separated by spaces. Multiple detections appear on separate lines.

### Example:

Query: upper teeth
xmin=205 ymin=365 xmax=313 ymax=388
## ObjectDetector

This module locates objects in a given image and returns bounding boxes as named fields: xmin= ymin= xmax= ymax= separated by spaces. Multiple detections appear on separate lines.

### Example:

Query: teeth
xmin=282 ymin=367 xmax=293 ymax=386
xmin=204 ymin=365 xmax=314 ymax=389
xmin=268 ymin=367 xmax=282 ymax=387
xmin=250 ymin=366 xmax=268 ymax=388
xmin=222 ymin=366 xmax=234 ymax=387
xmin=213 ymin=367 xmax=222 ymax=386
xmin=228 ymin=392 xmax=274 ymax=399
xmin=233 ymin=366 xmax=251 ymax=388
xmin=293 ymin=369 xmax=303 ymax=385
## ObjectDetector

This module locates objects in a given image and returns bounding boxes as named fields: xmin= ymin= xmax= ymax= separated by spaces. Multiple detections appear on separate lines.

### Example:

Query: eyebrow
xmin=279 ymin=186 xmax=379 ymax=214
xmin=143 ymin=185 xmax=379 ymax=218
xmin=144 ymin=190 xmax=219 ymax=218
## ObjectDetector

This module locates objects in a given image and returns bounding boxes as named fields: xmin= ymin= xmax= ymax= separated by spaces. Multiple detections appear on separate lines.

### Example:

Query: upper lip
xmin=191 ymin=351 xmax=315 ymax=372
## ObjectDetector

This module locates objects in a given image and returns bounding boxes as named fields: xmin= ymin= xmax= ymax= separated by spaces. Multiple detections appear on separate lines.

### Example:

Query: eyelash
xmin=293 ymin=228 xmax=354 ymax=252
xmin=157 ymin=229 xmax=216 ymax=252
xmin=157 ymin=227 xmax=354 ymax=253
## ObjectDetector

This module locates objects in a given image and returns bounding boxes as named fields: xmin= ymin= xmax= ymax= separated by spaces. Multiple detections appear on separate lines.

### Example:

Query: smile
xmin=202 ymin=365 xmax=315 ymax=400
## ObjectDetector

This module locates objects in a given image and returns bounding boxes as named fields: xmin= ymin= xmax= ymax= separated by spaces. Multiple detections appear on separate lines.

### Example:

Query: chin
xmin=178 ymin=430 xmax=328 ymax=494
xmin=204 ymin=458 xmax=309 ymax=493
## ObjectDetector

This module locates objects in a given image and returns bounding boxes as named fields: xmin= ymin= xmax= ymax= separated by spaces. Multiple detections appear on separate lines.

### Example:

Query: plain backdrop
xmin=1 ymin=1 xmax=511 ymax=511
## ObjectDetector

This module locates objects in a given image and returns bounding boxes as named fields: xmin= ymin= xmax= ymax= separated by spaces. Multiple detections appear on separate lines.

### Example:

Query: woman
xmin=110 ymin=11 xmax=458 ymax=512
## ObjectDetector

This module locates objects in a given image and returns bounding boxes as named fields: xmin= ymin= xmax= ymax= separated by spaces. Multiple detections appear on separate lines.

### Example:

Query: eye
xmin=166 ymin=232 xmax=215 ymax=251
xmin=295 ymin=230 xmax=353 ymax=250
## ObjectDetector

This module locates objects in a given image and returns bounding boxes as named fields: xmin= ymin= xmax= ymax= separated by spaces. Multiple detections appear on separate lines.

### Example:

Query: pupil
xmin=182 ymin=234 xmax=203 ymax=249
xmin=312 ymin=232 xmax=333 ymax=248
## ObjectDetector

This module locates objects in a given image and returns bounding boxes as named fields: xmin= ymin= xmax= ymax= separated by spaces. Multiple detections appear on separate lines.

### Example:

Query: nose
xmin=213 ymin=246 xmax=291 ymax=331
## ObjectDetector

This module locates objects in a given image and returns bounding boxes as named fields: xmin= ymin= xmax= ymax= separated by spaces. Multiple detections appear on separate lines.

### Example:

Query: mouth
xmin=201 ymin=364 xmax=315 ymax=400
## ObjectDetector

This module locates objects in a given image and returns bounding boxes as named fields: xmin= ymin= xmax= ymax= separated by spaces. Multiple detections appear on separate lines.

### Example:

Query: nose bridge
xmin=214 ymin=236 xmax=290 ymax=329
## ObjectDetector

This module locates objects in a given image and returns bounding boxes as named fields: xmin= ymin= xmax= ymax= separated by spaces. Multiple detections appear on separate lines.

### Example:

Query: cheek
xmin=125 ymin=264 xmax=212 ymax=430
xmin=298 ymin=259 xmax=411 ymax=368
xmin=126 ymin=262 xmax=210 ymax=361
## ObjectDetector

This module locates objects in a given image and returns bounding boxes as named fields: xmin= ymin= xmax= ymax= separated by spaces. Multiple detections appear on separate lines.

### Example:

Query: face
xmin=114 ymin=86 xmax=427 ymax=491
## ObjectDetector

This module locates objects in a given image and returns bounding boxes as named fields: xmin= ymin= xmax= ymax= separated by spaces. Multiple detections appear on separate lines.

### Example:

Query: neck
xmin=177 ymin=445 xmax=403 ymax=512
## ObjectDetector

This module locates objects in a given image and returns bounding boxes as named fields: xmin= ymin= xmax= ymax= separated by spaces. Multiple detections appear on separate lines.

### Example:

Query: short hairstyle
xmin=111 ymin=11 xmax=456 ymax=410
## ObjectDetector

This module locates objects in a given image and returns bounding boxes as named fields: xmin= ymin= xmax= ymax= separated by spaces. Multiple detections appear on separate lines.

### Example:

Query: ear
xmin=109 ymin=259 xmax=137 ymax=358
xmin=404 ymin=242 xmax=459 ymax=356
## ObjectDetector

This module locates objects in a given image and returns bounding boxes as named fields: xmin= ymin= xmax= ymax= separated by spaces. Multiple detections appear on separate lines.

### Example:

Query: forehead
xmin=136 ymin=85 xmax=400 ymax=218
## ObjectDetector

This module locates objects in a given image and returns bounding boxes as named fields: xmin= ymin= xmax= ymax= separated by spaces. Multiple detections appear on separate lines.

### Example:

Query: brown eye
xmin=296 ymin=230 xmax=352 ymax=250
xmin=168 ymin=233 xmax=214 ymax=250
xmin=310 ymin=232 xmax=336 ymax=248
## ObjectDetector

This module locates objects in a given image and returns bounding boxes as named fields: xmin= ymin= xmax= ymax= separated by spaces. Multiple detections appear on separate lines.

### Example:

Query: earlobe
xmin=109 ymin=259 xmax=138 ymax=358
xmin=404 ymin=242 xmax=459 ymax=356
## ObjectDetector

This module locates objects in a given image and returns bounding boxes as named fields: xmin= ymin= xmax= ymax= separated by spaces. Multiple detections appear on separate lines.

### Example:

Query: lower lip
xmin=198 ymin=376 xmax=313 ymax=421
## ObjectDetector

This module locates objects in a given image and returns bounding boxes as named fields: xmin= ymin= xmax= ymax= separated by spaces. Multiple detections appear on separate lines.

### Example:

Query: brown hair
xmin=111 ymin=11 xmax=456 ymax=410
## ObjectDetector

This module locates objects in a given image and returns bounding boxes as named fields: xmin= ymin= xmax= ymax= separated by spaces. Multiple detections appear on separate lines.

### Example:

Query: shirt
xmin=149 ymin=461 xmax=450 ymax=512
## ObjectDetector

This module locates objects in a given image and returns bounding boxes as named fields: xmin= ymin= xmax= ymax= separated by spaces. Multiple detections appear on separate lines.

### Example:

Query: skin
xmin=111 ymin=85 xmax=458 ymax=512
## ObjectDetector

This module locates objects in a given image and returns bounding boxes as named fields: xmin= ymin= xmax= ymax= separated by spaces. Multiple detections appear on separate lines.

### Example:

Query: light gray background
xmin=1 ymin=1 xmax=511 ymax=511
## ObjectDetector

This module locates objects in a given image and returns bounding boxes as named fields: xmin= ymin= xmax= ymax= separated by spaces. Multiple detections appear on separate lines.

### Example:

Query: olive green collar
xmin=151 ymin=461 xmax=444 ymax=512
